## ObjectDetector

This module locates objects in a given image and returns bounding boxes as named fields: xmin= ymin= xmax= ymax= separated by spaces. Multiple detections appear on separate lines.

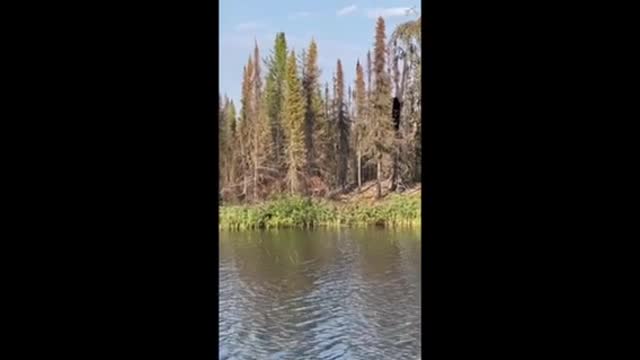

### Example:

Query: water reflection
xmin=219 ymin=229 xmax=421 ymax=359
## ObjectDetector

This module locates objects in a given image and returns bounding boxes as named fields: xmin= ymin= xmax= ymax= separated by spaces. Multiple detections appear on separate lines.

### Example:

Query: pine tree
xmin=219 ymin=96 xmax=239 ymax=202
xmin=347 ymin=83 xmax=357 ymax=187
xmin=302 ymin=38 xmax=321 ymax=178
xmin=226 ymin=100 xmax=237 ymax=148
xmin=223 ymin=98 xmax=238 ymax=200
xmin=365 ymin=50 xmax=373 ymax=182
xmin=335 ymin=59 xmax=349 ymax=190
xmin=325 ymin=73 xmax=339 ymax=188
xmin=283 ymin=50 xmax=307 ymax=195
xmin=367 ymin=50 xmax=372 ymax=99
xmin=369 ymin=17 xmax=394 ymax=198
xmin=265 ymin=33 xmax=288 ymax=177
xmin=317 ymin=81 xmax=335 ymax=187
xmin=239 ymin=57 xmax=254 ymax=200
xmin=250 ymin=41 xmax=273 ymax=201
xmin=300 ymin=49 xmax=306 ymax=82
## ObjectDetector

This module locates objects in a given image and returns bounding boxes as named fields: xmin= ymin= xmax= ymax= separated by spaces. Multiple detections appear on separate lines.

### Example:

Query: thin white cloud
xmin=366 ymin=7 xmax=414 ymax=19
xmin=288 ymin=11 xmax=311 ymax=20
xmin=337 ymin=5 xmax=358 ymax=16
xmin=235 ymin=22 xmax=263 ymax=32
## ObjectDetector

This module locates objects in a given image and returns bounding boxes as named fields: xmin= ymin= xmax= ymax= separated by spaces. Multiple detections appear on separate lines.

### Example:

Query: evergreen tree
xmin=224 ymin=99 xmax=238 ymax=200
xmin=265 ymin=33 xmax=288 ymax=176
xmin=239 ymin=57 xmax=254 ymax=199
xmin=354 ymin=60 xmax=367 ymax=190
xmin=250 ymin=41 xmax=273 ymax=201
xmin=219 ymin=96 xmax=239 ymax=202
xmin=283 ymin=50 xmax=307 ymax=195
xmin=227 ymin=100 xmax=237 ymax=144
xmin=335 ymin=59 xmax=349 ymax=190
xmin=365 ymin=50 xmax=373 ymax=182
xmin=367 ymin=50 xmax=372 ymax=99
xmin=347 ymin=83 xmax=357 ymax=187
xmin=317 ymin=81 xmax=335 ymax=186
xmin=302 ymin=39 xmax=321 ymax=177
xmin=369 ymin=17 xmax=394 ymax=198
xmin=325 ymin=73 xmax=339 ymax=188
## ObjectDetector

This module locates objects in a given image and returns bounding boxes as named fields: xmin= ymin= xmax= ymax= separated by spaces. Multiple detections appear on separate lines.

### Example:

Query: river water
xmin=219 ymin=228 xmax=421 ymax=359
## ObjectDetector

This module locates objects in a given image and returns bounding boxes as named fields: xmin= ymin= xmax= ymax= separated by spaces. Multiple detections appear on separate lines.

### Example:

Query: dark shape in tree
xmin=390 ymin=16 xmax=422 ymax=191
xmin=392 ymin=97 xmax=401 ymax=131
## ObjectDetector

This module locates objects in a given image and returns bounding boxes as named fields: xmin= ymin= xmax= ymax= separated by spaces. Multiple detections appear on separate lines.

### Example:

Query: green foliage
xmin=339 ymin=194 xmax=421 ymax=227
xmin=303 ymin=38 xmax=322 ymax=176
xmin=219 ymin=193 xmax=421 ymax=230
xmin=335 ymin=59 xmax=350 ymax=189
xmin=369 ymin=17 xmax=393 ymax=158
xmin=265 ymin=33 xmax=288 ymax=169
xmin=284 ymin=50 xmax=307 ymax=195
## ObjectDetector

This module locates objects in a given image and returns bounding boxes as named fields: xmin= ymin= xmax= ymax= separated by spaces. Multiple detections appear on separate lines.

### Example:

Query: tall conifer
xmin=335 ymin=59 xmax=349 ymax=190
xmin=369 ymin=17 xmax=393 ymax=198
xmin=354 ymin=60 xmax=366 ymax=190
xmin=265 ymin=33 xmax=287 ymax=174
xmin=283 ymin=50 xmax=306 ymax=195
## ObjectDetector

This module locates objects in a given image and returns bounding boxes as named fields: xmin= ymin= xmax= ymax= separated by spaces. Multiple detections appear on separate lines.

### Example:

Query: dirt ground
xmin=334 ymin=180 xmax=422 ymax=204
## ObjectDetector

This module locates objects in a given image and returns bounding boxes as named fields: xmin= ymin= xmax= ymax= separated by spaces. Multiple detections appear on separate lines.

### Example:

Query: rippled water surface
xmin=219 ymin=229 xmax=421 ymax=360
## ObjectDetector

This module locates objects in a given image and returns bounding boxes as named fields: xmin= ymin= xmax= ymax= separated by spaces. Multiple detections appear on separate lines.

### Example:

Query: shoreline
xmin=219 ymin=189 xmax=421 ymax=230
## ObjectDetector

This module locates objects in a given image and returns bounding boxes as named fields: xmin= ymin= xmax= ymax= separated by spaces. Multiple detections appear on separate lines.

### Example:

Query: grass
xmin=219 ymin=192 xmax=421 ymax=230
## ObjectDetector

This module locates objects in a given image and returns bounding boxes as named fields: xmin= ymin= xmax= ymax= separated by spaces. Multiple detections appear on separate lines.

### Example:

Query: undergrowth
xmin=219 ymin=193 xmax=421 ymax=230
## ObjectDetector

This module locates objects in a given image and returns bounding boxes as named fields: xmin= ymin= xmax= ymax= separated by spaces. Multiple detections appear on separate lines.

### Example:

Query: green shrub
xmin=219 ymin=194 xmax=421 ymax=230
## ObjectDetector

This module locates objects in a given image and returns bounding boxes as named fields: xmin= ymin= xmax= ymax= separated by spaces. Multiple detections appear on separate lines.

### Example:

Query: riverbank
xmin=219 ymin=182 xmax=421 ymax=230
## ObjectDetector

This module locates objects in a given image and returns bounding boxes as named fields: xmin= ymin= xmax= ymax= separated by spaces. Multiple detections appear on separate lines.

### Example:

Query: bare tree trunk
xmin=289 ymin=151 xmax=295 ymax=195
xmin=275 ymin=127 xmax=280 ymax=167
xmin=289 ymin=171 xmax=293 ymax=196
xmin=390 ymin=153 xmax=398 ymax=192
xmin=357 ymin=150 xmax=362 ymax=191
xmin=376 ymin=158 xmax=382 ymax=199
xmin=253 ymin=157 xmax=258 ymax=201
xmin=243 ymin=174 xmax=247 ymax=198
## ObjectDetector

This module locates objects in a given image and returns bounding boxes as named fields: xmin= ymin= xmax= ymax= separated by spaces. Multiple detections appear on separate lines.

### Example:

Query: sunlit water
xmin=219 ymin=228 xmax=421 ymax=359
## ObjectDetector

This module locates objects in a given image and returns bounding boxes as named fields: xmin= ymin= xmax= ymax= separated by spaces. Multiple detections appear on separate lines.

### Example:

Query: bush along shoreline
xmin=219 ymin=192 xmax=421 ymax=230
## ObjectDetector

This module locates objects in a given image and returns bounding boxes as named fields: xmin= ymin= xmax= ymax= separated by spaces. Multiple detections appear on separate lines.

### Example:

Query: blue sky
xmin=220 ymin=0 xmax=420 ymax=106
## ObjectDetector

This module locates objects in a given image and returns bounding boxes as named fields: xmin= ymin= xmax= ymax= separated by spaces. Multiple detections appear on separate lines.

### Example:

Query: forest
xmin=219 ymin=16 xmax=421 ymax=205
